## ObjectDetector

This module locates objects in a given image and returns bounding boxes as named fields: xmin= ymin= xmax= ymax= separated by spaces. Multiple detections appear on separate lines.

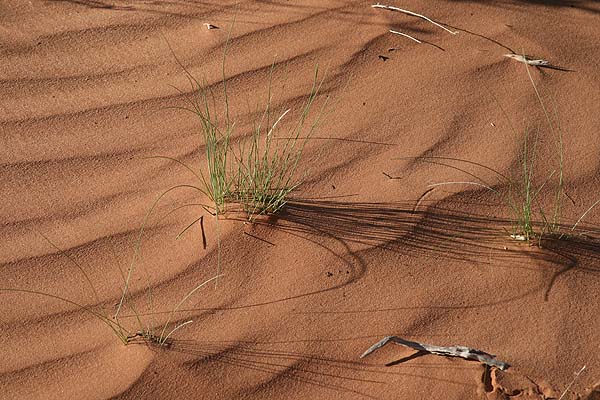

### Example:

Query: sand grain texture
xmin=1 ymin=1 xmax=599 ymax=399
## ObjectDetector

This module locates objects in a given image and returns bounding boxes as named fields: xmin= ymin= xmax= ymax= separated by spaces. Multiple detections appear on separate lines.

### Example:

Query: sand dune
xmin=2 ymin=1 xmax=600 ymax=399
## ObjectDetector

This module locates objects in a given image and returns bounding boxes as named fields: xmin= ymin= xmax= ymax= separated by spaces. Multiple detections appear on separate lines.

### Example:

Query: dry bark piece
xmin=372 ymin=3 xmax=458 ymax=35
xmin=361 ymin=336 xmax=510 ymax=370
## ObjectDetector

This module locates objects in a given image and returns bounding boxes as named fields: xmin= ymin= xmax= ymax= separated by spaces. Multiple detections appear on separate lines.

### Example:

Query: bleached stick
xmin=361 ymin=336 xmax=510 ymax=370
xmin=504 ymin=54 xmax=551 ymax=67
xmin=372 ymin=3 xmax=458 ymax=35
xmin=558 ymin=365 xmax=586 ymax=400
xmin=389 ymin=29 xmax=422 ymax=43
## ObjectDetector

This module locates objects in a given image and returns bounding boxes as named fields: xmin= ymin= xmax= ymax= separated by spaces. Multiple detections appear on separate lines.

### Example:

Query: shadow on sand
xmin=267 ymin=199 xmax=600 ymax=300
xmin=139 ymin=335 xmax=482 ymax=399
xmin=274 ymin=199 xmax=600 ymax=266
xmin=454 ymin=0 xmax=599 ymax=14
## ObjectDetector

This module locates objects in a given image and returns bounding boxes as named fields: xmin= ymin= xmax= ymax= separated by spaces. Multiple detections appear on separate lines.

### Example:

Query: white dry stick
xmin=558 ymin=365 xmax=587 ymax=400
xmin=372 ymin=3 xmax=458 ymax=35
xmin=510 ymin=233 xmax=528 ymax=241
xmin=389 ymin=29 xmax=422 ymax=43
xmin=504 ymin=54 xmax=551 ymax=67
xmin=361 ymin=336 xmax=510 ymax=370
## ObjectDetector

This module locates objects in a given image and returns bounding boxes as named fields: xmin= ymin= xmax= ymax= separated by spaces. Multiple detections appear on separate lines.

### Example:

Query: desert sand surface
xmin=1 ymin=1 xmax=600 ymax=399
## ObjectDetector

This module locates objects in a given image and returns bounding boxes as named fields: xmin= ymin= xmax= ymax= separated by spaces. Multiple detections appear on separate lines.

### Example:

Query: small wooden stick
xmin=389 ymin=29 xmax=422 ymax=43
xmin=504 ymin=54 xmax=550 ymax=67
xmin=361 ymin=336 xmax=510 ymax=370
xmin=372 ymin=4 xmax=458 ymax=35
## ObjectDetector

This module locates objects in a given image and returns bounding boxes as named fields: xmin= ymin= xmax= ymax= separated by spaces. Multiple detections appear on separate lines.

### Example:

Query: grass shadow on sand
xmin=267 ymin=199 xmax=600 ymax=300
xmin=274 ymin=199 xmax=599 ymax=258
xmin=118 ymin=198 xmax=600 ymax=323
xmin=46 ymin=0 xmax=134 ymax=10
xmin=454 ymin=0 xmax=599 ymax=15
xmin=126 ymin=336 xmax=484 ymax=399
xmin=45 ymin=0 xmax=396 ymax=28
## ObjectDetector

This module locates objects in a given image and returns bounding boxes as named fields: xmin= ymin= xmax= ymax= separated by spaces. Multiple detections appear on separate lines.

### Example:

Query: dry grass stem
xmin=389 ymin=29 xmax=422 ymax=43
xmin=372 ymin=3 xmax=458 ymax=35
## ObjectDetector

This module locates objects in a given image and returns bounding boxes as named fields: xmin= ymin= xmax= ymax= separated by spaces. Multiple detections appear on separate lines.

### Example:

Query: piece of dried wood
xmin=504 ymin=54 xmax=550 ymax=67
xmin=505 ymin=54 xmax=573 ymax=71
xmin=361 ymin=336 xmax=510 ymax=370
xmin=372 ymin=3 xmax=458 ymax=35
xmin=389 ymin=29 xmax=422 ymax=43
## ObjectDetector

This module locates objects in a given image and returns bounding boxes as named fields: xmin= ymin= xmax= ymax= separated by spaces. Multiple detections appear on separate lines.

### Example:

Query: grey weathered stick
xmin=372 ymin=4 xmax=458 ymax=35
xmin=505 ymin=54 xmax=572 ymax=71
xmin=361 ymin=336 xmax=510 ymax=370
xmin=504 ymin=54 xmax=551 ymax=67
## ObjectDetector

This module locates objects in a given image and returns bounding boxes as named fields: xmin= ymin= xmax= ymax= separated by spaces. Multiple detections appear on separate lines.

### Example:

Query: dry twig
xmin=361 ymin=336 xmax=510 ymax=370
xmin=389 ymin=29 xmax=422 ymax=43
xmin=558 ymin=366 xmax=587 ymax=400
xmin=504 ymin=54 xmax=550 ymax=67
xmin=372 ymin=3 xmax=458 ymax=35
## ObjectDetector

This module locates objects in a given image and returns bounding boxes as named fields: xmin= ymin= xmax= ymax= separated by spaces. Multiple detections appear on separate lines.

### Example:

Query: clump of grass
xmin=1 ymin=229 xmax=221 ymax=346
xmin=0 ymin=233 xmax=140 ymax=345
xmin=230 ymin=67 xmax=326 ymax=219
xmin=163 ymin=36 xmax=328 ymax=222
xmin=0 ymin=287 xmax=135 ymax=345
xmin=405 ymin=64 xmax=599 ymax=243
xmin=419 ymin=132 xmax=554 ymax=243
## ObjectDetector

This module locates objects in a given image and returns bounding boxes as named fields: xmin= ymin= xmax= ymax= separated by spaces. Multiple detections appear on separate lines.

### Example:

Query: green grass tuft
xmin=403 ymin=64 xmax=598 ymax=243
xmin=163 ymin=33 xmax=328 ymax=222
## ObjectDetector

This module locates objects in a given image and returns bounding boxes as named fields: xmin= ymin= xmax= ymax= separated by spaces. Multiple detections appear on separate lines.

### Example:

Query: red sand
xmin=1 ymin=1 xmax=599 ymax=399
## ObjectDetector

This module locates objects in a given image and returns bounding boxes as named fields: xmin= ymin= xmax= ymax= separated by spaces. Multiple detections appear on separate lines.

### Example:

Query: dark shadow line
xmin=420 ymin=39 xmax=445 ymax=52
xmin=47 ymin=0 xmax=126 ymax=9
xmin=386 ymin=350 xmax=428 ymax=366
xmin=166 ymin=342 xmax=382 ymax=399
xmin=274 ymin=136 xmax=397 ymax=146
xmin=244 ymin=231 xmax=275 ymax=246
xmin=537 ymin=64 xmax=576 ymax=72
